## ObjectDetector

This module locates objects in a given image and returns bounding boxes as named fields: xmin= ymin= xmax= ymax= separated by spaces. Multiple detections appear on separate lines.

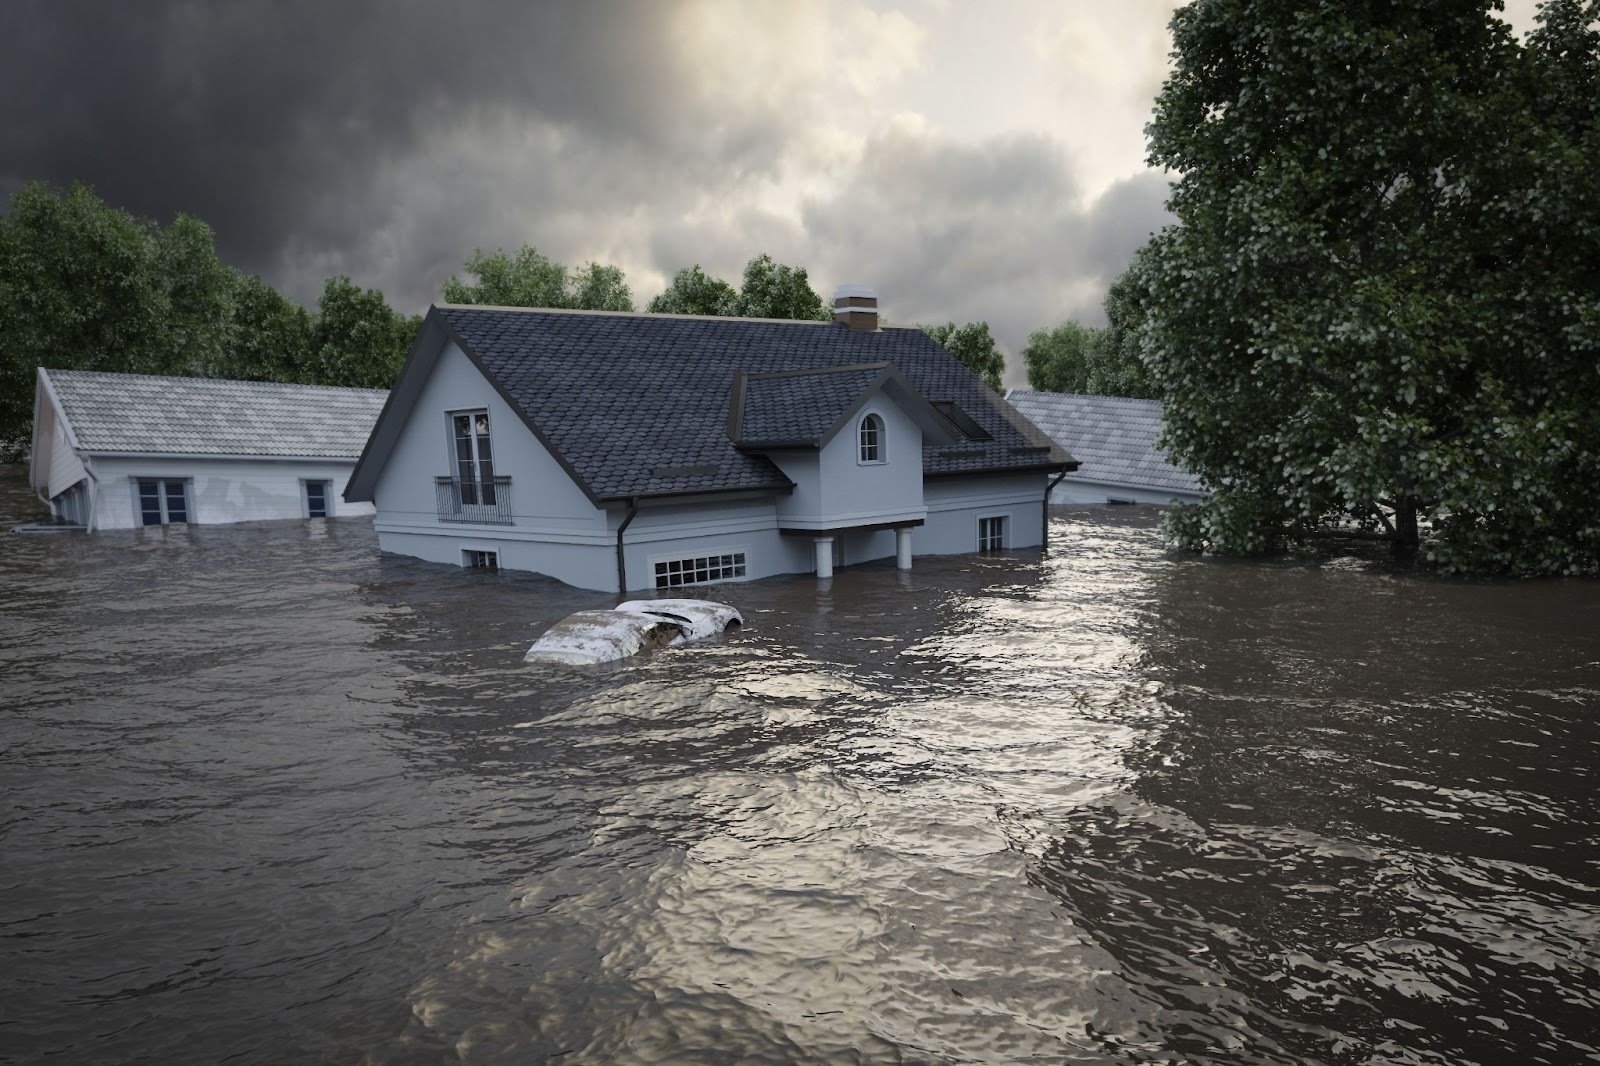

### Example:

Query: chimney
xmin=834 ymin=284 xmax=878 ymax=332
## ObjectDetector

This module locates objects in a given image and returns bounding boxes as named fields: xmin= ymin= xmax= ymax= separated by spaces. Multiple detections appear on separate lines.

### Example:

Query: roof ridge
xmin=437 ymin=302 xmax=842 ymax=328
xmin=43 ymin=368 xmax=389 ymax=394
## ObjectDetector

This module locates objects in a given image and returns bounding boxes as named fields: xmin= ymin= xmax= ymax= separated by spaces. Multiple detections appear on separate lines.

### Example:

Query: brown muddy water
xmin=2 ymin=468 xmax=1597 ymax=1065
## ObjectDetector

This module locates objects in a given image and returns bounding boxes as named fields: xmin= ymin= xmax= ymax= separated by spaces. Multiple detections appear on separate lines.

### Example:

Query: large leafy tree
xmin=1022 ymin=255 xmax=1160 ymax=399
xmin=733 ymin=254 xmax=832 ymax=321
xmin=311 ymin=276 xmax=422 ymax=390
xmin=920 ymin=321 xmax=1005 ymax=392
xmin=228 ymin=273 xmax=316 ymax=383
xmin=0 ymin=181 xmax=237 ymax=453
xmin=646 ymin=264 xmax=739 ymax=315
xmin=441 ymin=245 xmax=634 ymax=311
xmin=1141 ymin=0 xmax=1600 ymax=575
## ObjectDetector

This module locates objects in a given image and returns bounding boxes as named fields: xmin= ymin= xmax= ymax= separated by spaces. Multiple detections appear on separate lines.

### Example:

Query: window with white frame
xmin=303 ymin=480 xmax=331 ymax=518
xmin=654 ymin=552 xmax=747 ymax=588
xmin=451 ymin=410 xmax=497 ymax=505
xmin=464 ymin=549 xmax=499 ymax=569
xmin=858 ymin=413 xmax=885 ymax=464
xmin=135 ymin=479 xmax=190 ymax=526
xmin=978 ymin=515 xmax=1007 ymax=552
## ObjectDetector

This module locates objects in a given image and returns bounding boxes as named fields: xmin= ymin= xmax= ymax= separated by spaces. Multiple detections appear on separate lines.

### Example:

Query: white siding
xmin=370 ymin=341 xmax=605 ymax=536
xmin=36 ymin=402 xmax=88 ymax=501
xmin=89 ymin=456 xmax=369 ymax=530
xmin=921 ymin=474 xmax=1047 ymax=554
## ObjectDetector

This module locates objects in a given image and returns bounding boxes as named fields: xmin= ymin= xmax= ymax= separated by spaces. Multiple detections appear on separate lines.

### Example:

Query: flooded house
xmin=343 ymin=287 xmax=1076 ymax=592
xmin=28 ymin=368 xmax=388 ymax=530
xmin=1004 ymin=390 xmax=1208 ymax=507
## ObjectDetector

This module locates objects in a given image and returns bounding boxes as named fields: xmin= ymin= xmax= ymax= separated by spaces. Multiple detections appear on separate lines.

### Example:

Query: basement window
xmin=464 ymin=549 xmax=499 ymax=569
xmin=978 ymin=515 xmax=1007 ymax=552
xmin=135 ymin=479 xmax=190 ymax=526
xmin=654 ymin=552 xmax=747 ymax=589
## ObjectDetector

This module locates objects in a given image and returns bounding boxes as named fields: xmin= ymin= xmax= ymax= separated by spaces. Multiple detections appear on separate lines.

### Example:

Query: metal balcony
xmin=434 ymin=476 xmax=513 ymax=524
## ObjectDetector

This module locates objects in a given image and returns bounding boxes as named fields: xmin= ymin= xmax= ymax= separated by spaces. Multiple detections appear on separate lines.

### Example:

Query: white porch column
xmin=814 ymin=536 xmax=834 ymax=579
xmin=895 ymin=527 xmax=913 ymax=570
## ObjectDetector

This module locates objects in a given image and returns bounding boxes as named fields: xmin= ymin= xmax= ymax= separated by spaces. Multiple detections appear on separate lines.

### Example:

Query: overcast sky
xmin=1 ymin=0 xmax=1542 ymax=385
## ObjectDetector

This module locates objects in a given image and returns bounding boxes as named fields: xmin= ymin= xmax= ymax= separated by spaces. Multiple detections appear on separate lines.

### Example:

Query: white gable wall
xmin=765 ymin=399 xmax=926 ymax=531
xmin=38 ymin=402 xmax=88 ymax=502
xmin=87 ymin=456 xmax=370 ymax=530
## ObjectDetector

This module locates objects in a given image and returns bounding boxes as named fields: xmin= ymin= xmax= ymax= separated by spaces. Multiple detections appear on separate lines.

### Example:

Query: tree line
xmin=0 ymin=182 xmax=1025 ymax=457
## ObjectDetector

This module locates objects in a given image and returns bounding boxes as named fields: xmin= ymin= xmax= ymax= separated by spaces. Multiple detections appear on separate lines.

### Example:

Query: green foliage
xmin=441 ymin=245 xmax=634 ymax=311
xmin=311 ymin=276 xmax=422 ymax=390
xmin=0 ymin=180 xmax=238 ymax=454
xmin=920 ymin=321 xmax=1005 ymax=392
xmin=648 ymin=254 xmax=833 ymax=322
xmin=734 ymin=254 xmax=832 ymax=321
xmin=228 ymin=273 xmax=316 ymax=383
xmin=1022 ymin=255 xmax=1159 ymax=399
xmin=1140 ymin=0 xmax=1600 ymax=576
xmin=647 ymin=264 xmax=739 ymax=315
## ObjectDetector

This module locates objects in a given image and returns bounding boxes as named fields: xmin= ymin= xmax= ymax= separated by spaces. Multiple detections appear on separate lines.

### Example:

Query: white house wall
xmin=88 ymin=456 xmax=369 ymax=530
xmin=815 ymin=400 xmax=926 ymax=526
xmin=921 ymin=473 xmax=1047 ymax=554
xmin=30 ymin=399 xmax=88 ymax=502
xmin=370 ymin=340 xmax=611 ymax=566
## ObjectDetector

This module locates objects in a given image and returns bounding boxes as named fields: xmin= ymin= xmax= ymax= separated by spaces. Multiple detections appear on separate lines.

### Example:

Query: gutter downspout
xmin=1042 ymin=470 xmax=1068 ymax=554
xmin=615 ymin=499 xmax=639 ymax=595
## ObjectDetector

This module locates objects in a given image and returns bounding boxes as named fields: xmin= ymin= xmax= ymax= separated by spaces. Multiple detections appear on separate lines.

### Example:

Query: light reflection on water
xmin=2 ymin=472 xmax=1597 ymax=1065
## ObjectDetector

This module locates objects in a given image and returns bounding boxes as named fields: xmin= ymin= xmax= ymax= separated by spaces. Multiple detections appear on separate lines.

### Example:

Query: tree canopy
xmin=440 ymin=245 xmax=634 ymax=311
xmin=1139 ymin=0 xmax=1600 ymax=576
xmin=648 ymin=254 xmax=832 ymax=321
xmin=0 ymin=181 xmax=421 ymax=456
xmin=920 ymin=320 xmax=1005 ymax=392
xmin=646 ymin=264 xmax=738 ymax=316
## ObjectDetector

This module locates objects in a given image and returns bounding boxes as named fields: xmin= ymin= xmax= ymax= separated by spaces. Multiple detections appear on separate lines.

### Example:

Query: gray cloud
xmin=3 ymin=0 xmax=1172 ymax=390
xmin=800 ymin=129 xmax=1172 ymax=386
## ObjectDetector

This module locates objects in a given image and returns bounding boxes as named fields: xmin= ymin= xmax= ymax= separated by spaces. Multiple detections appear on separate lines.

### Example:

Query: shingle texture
xmin=1005 ymin=390 xmax=1206 ymax=495
xmin=46 ymin=369 xmax=388 ymax=458
xmin=736 ymin=365 xmax=887 ymax=445
xmin=434 ymin=308 xmax=1069 ymax=500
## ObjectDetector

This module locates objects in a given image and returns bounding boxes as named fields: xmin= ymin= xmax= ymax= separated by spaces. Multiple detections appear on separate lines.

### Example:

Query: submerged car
xmin=523 ymin=599 xmax=742 ymax=665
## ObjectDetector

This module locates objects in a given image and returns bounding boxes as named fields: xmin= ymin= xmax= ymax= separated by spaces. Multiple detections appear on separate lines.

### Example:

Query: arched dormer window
xmin=858 ymin=413 xmax=885 ymax=464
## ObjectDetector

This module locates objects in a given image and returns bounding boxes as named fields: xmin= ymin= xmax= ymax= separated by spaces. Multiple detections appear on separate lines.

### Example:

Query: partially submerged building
xmin=29 ymin=368 xmax=388 ymax=530
xmin=344 ymin=289 xmax=1076 ymax=592
xmin=1004 ymin=390 xmax=1207 ymax=506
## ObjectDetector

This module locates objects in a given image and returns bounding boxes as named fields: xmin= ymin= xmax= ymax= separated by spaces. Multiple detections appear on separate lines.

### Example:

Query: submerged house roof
xmin=40 ymin=369 xmax=389 ymax=458
xmin=348 ymin=306 xmax=1074 ymax=504
xmin=1004 ymin=390 xmax=1205 ymax=497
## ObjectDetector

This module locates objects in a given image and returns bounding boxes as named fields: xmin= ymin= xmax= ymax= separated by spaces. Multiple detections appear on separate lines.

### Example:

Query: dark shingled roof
xmin=735 ymin=364 xmax=888 ymax=446
xmin=1005 ymin=390 xmax=1206 ymax=496
xmin=420 ymin=307 xmax=1071 ymax=501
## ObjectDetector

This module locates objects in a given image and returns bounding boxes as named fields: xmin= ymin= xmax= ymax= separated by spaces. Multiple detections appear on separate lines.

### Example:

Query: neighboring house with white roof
xmin=1004 ymin=390 xmax=1208 ymax=506
xmin=29 ymin=368 xmax=388 ymax=530
xmin=344 ymin=289 xmax=1077 ymax=592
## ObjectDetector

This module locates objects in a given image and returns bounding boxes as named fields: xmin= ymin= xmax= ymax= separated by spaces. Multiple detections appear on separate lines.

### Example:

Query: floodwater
xmin=2 ymin=468 xmax=1597 ymax=1066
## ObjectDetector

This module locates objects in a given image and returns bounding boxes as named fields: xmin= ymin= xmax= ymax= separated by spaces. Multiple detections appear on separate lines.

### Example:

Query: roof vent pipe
xmin=834 ymin=284 xmax=878 ymax=332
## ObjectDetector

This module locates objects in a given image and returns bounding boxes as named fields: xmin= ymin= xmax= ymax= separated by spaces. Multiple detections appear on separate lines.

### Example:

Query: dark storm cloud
xmin=798 ymin=128 xmax=1173 ymax=385
xmin=1 ymin=1 xmax=765 ymax=288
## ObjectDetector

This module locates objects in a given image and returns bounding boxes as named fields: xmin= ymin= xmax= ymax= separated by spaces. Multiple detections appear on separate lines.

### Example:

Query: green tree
xmin=442 ymin=244 xmax=634 ymax=311
xmin=1023 ymin=257 xmax=1159 ymax=399
xmin=733 ymin=254 xmax=832 ymax=321
xmin=228 ymin=273 xmax=316 ymax=383
xmin=0 ymin=181 xmax=241 ymax=454
xmin=1140 ymin=0 xmax=1600 ymax=575
xmin=312 ymin=276 xmax=421 ymax=390
xmin=647 ymin=264 xmax=739 ymax=315
xmin=920 ymin=321 xmax=1004 ymax=392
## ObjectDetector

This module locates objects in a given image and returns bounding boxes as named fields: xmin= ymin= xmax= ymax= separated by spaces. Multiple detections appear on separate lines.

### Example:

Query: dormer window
xmin=858 ymin=413 xmax=885 ymax=464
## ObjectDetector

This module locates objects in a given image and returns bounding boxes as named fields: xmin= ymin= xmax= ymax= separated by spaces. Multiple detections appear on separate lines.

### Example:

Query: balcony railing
xmin=434 ymin=476 xmax=513 ymax=525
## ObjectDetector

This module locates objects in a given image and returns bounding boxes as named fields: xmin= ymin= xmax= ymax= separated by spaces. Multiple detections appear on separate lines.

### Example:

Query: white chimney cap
xmin=833 ymin=284 xmax=877 ymax=300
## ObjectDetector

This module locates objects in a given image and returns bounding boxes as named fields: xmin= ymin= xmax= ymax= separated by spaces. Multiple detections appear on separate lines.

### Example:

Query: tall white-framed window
xmin=134 ymin=478 xmax=190 ymax=526
xmin=450 ymin=410 xmax=497 ymax=505
xmin=858 ymin=412 xmax=886 ymax=464
xmin=302 ymin=479 xmax=332 ymax=518
xmin=978 ymin=514 xmax=1007 ymax=552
